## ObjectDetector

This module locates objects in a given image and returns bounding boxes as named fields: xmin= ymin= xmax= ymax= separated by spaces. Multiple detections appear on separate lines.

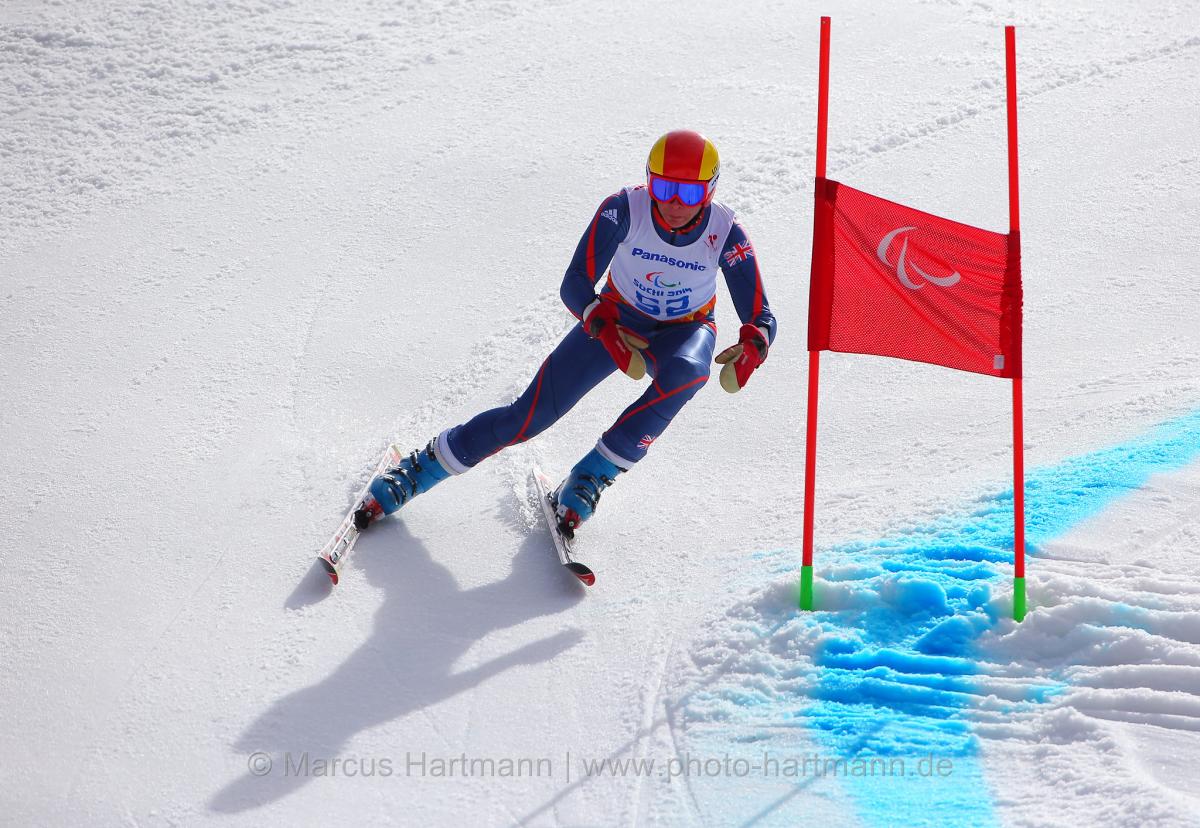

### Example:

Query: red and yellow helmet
xmin=646 ymin=130 xmax=720 ymax=206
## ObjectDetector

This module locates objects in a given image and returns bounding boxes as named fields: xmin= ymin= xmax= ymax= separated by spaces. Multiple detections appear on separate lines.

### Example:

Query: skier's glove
xmin=582 ymin=296 xmax=650 ymax=380
xmin=715 ymin=323 xmax=769 ymax=393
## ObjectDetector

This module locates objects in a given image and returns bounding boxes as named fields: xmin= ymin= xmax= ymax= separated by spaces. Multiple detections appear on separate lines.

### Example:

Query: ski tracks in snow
xmin=626 ymin=630 xmax=683 ymax=826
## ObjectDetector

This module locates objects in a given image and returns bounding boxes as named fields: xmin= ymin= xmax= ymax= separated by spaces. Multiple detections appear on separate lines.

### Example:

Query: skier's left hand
xmin=715 ymin=323 xmax=769 ymax=393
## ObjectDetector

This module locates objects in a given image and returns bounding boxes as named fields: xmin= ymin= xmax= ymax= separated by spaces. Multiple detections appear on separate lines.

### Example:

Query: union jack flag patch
xmin=724 ymin=241 xmax=755 ymax=266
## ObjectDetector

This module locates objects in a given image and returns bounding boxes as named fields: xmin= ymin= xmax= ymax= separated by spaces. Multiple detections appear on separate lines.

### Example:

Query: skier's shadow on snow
xmin=209 ymin=519 xmax=585 ymax=813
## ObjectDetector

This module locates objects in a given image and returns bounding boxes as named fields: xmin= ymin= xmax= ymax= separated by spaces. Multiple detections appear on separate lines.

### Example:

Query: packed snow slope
xmin=3 ymin=1 xmax=1199 ymax=825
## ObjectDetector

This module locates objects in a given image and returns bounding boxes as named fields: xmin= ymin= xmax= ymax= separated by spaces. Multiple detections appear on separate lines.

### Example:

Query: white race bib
xmin=608 ymin=186 xmax=735 ymax=321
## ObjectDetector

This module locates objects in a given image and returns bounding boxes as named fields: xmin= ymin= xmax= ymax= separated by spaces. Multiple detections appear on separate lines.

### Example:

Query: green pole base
xmin=1013 ymin=576 xmax=1026 ymax=622
xmin=800 ymin=565 xmax=814 ymax=611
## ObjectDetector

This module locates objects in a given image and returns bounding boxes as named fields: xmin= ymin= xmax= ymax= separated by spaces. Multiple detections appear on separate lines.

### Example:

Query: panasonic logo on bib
xmin=630 ymin=247 xmax=707 ymax=271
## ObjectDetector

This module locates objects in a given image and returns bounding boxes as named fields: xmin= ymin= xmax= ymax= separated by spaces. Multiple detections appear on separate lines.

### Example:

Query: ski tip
xmin=565 ymin=562 xmax=595 ymax=586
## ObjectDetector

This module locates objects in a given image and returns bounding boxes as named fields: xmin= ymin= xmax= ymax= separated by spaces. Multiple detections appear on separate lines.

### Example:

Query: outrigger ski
xmin=532 ymin=466 xmax=596 ymax=586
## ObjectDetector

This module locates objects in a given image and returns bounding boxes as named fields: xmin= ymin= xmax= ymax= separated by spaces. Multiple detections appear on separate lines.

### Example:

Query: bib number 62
xmin=634 ymin=290 xmax=691 ymax=318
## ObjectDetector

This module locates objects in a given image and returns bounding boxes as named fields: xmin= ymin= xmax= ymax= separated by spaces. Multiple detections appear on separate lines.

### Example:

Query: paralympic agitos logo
xmin=630 ymin=247 xmax=707 ymax=272
xmin=876 ymin=227 xmax=961 ymax=290
xmin=643 ymin=271 xmax=681 ymax=289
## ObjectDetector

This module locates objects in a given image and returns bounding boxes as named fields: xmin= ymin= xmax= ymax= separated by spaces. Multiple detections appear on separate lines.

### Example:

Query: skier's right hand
xmin=582 ymin=296 xmax=650 ymax=380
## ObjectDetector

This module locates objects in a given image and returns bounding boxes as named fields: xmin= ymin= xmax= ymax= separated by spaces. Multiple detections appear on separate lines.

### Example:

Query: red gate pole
xmin=800 ymin=16 xmax=831 ymax=611
xmin=1005 ymin=25 xmax=1027 ymax=622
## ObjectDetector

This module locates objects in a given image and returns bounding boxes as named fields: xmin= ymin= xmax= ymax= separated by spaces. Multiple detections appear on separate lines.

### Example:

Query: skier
xmin=356 ymin=130 xmax=777 ymax=539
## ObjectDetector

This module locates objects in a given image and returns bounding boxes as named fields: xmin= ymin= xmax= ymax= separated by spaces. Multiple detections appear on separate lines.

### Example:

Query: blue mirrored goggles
xmin=648 ymin=174 xmax=714 ymax=207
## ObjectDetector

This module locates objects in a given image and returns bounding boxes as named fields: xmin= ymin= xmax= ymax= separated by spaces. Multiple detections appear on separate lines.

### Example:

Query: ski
xmin=316 ymin=443 xmax=405 ymax=585
xmin=532 ymin=465 xmax=595 ymax=586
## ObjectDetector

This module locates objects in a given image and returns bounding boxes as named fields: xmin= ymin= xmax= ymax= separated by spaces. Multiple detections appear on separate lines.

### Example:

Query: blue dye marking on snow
xmin=728 ymin=409 xmax=1200 ymax=827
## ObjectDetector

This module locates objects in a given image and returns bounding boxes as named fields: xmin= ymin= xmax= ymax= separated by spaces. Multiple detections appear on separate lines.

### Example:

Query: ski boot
xmin=554 ymin=448 xmax=622 ymax=539
xmin=355 ymin=439 xmax=450 ymax=529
